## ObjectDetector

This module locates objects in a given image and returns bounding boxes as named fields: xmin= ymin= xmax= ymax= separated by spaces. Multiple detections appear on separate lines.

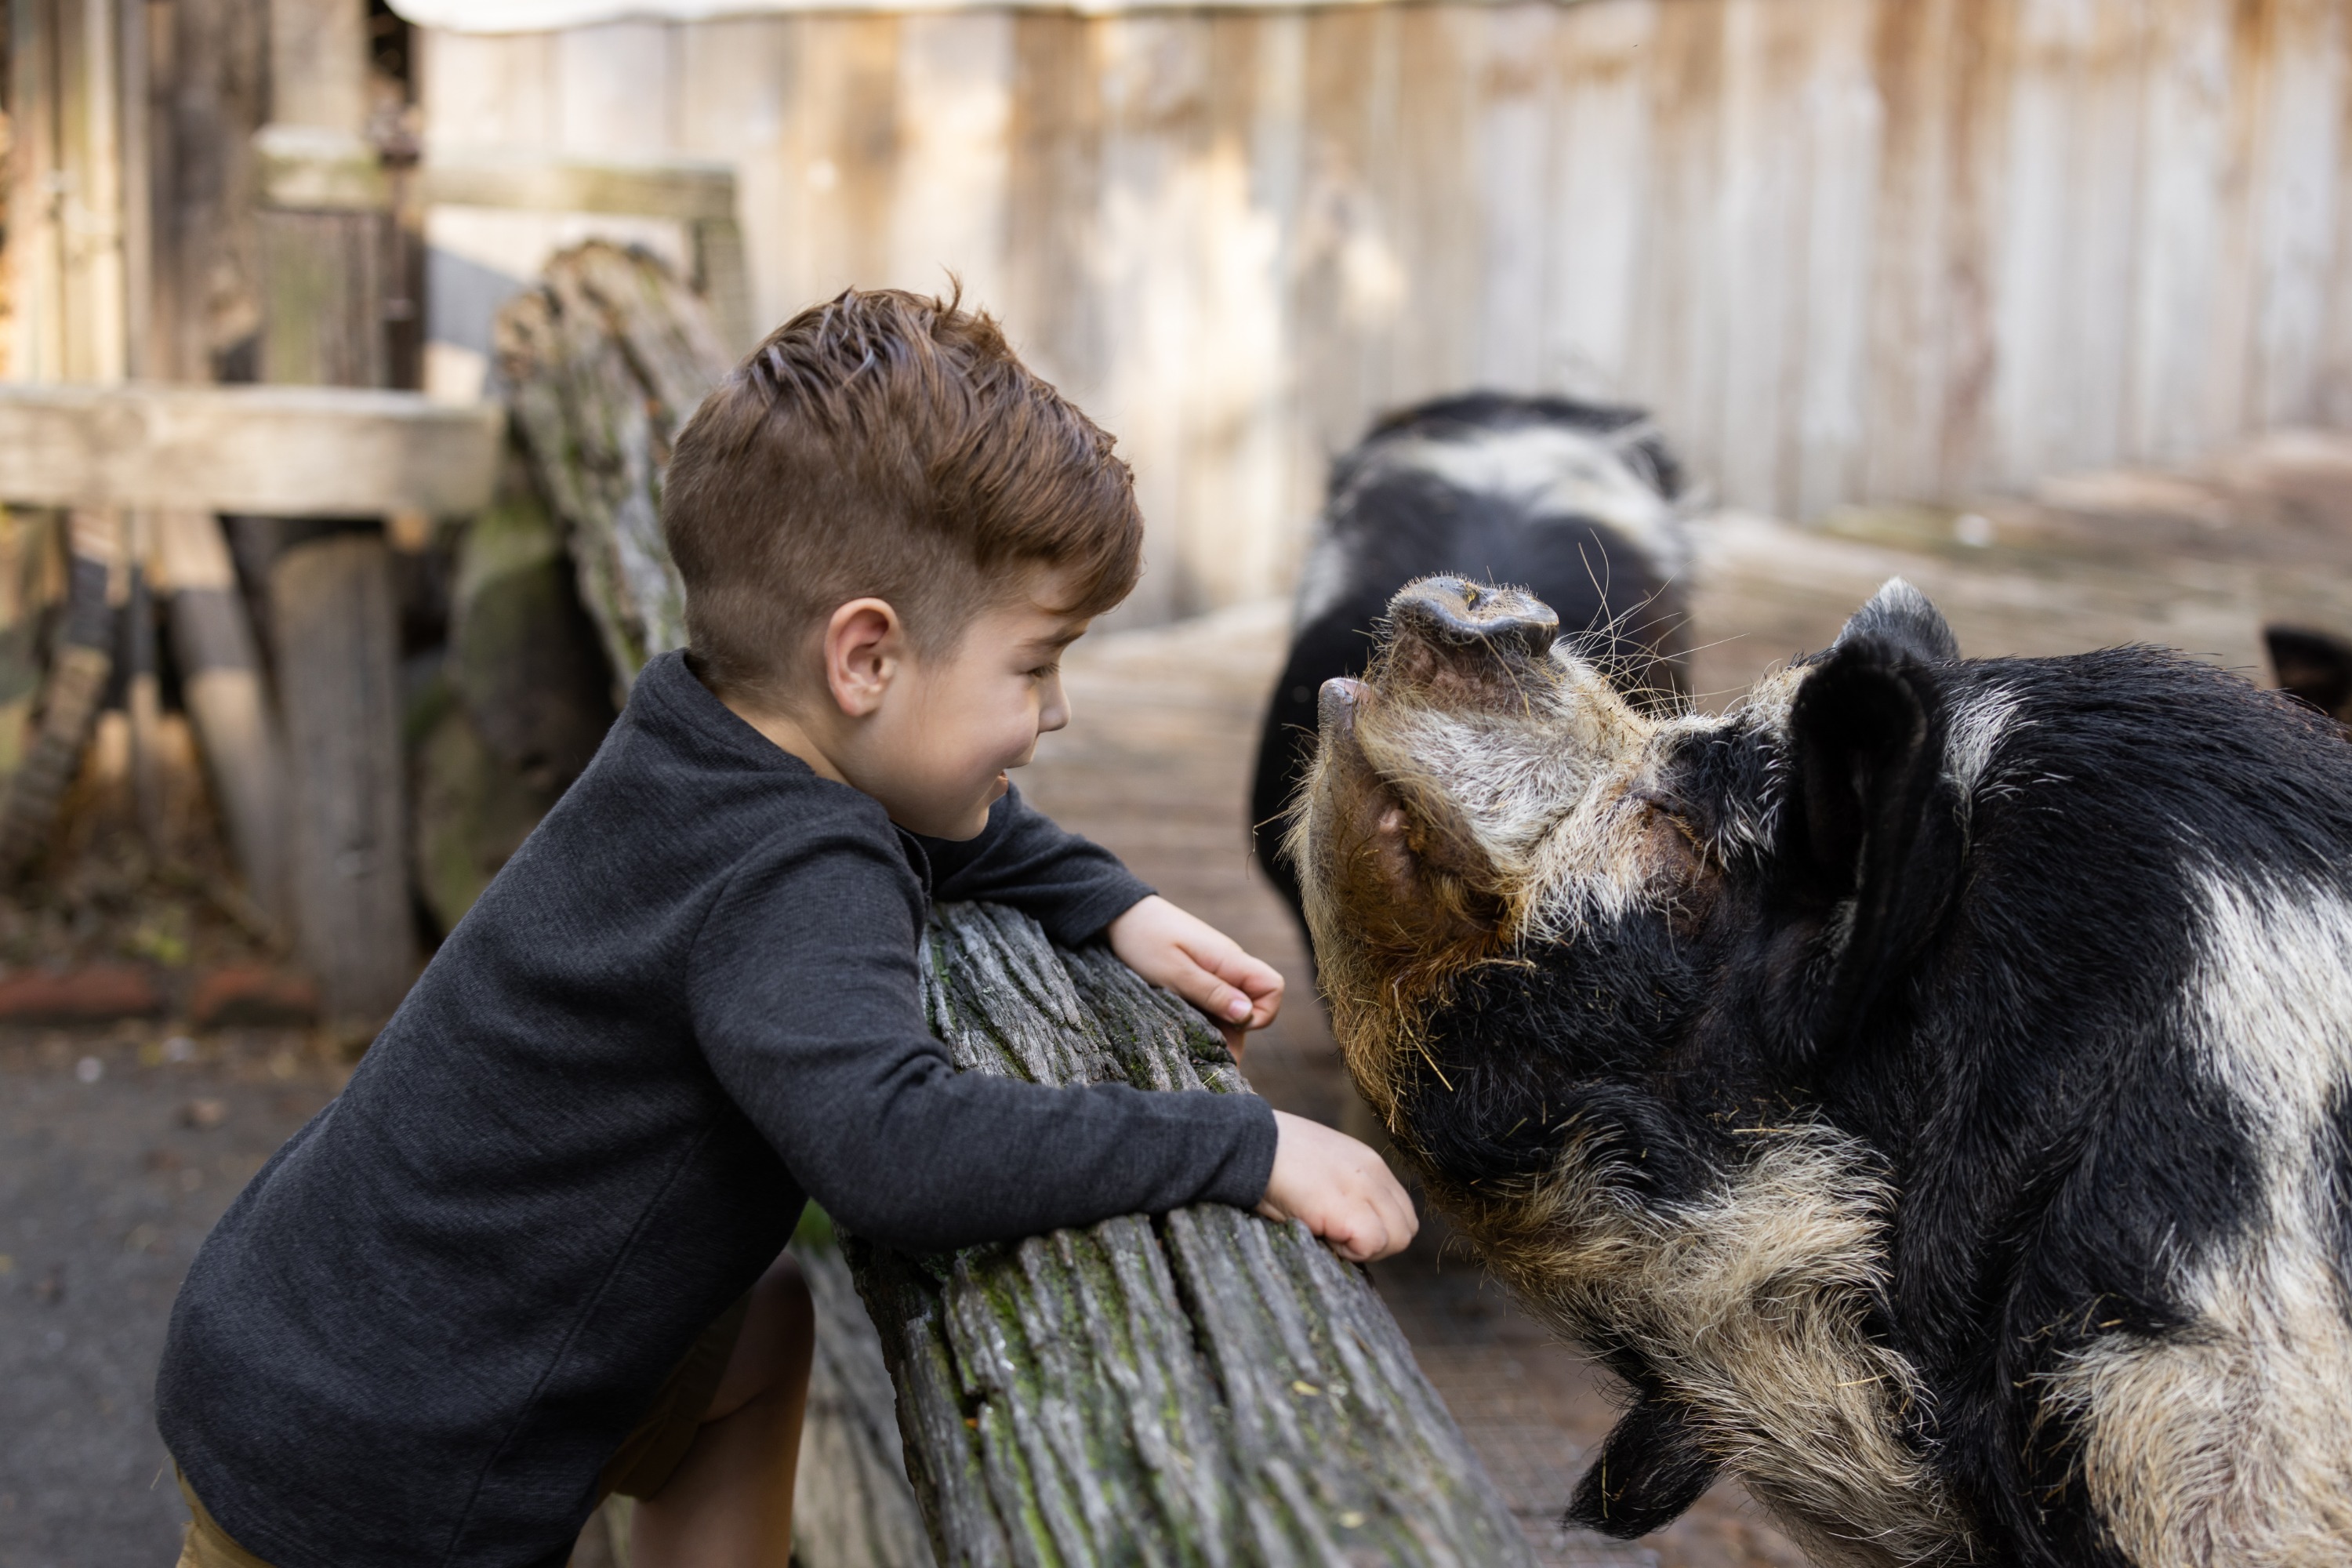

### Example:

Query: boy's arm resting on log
xmin=688 ymin=829 xmax=1275 ymax=1253
xmin=848 ymin=901 xmax=1538 ymax=1566
xmin=906 ymin=784 xmax=1151 ymax=943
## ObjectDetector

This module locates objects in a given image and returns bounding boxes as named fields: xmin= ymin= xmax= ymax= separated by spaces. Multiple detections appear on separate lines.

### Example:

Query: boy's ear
xmin=1778 ymin=630 xmax=1958 ymax=1066
xmin=824 ymin=598 xmax=902 ymax=717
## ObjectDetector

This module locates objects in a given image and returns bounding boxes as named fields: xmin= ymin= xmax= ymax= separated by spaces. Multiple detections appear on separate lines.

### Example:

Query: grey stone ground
xmin=0 ymin=1028 xmax=339 ymax=1568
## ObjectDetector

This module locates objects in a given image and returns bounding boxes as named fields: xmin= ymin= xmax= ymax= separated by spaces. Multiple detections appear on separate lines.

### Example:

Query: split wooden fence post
xmin=154 ymin=508 xmax=287 ymax=924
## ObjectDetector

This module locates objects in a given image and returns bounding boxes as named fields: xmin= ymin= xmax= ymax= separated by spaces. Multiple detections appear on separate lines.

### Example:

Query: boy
xmin=155 ymin=289 xmax=1415 ymax=1568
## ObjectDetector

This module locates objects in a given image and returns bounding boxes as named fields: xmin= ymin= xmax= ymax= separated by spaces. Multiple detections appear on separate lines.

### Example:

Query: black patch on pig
xmin=1252 ymin=394 xmax=1689 ymax=942
xmin=1392 ymin=915 xmax=1718 ymax=1206
xmin=2322 ymin=1080 xmax=2352 ymax=1312
xmin=1565 ymin=1392 xmax=1722 ymax=1538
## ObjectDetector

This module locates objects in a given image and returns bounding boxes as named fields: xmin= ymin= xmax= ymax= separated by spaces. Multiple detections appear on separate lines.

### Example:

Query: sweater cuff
xmin=1039 ymin=869 xmax=1156 ymax=947
xmin=1202 ymin=1095 xmax=1281 ymax=1210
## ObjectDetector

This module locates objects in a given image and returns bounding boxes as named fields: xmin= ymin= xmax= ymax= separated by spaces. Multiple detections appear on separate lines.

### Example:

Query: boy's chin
xmin=898 ymin=778 xmax=1007 ymax=841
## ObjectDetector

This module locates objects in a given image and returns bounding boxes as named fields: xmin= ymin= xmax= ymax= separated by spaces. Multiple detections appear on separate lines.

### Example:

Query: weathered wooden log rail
xmin=848 ymin=902 xmax=1534 ymax=1568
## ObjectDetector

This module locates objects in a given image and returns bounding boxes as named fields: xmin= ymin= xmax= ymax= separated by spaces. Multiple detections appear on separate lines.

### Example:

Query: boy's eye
xmin=1029 ymin=662 xmax=1060 ymax=681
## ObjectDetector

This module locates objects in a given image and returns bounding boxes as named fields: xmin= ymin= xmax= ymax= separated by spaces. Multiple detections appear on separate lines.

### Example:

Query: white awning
xmin=392 ymin=0 xmax=1401 ymax=31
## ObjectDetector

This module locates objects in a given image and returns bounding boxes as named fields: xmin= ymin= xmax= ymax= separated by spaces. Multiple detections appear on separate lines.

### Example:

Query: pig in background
xmin=1250 ymin=393 xmax=1695 ymax=942
xmin=1289 ymin=575 xmax=2352 ymax=1567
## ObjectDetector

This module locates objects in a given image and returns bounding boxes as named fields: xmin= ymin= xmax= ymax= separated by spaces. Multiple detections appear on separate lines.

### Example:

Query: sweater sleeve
xmin=912 ymin=784 xmax=1155 ymax=944
xmin=687 ymin=826 xmax=1275 ymax=1253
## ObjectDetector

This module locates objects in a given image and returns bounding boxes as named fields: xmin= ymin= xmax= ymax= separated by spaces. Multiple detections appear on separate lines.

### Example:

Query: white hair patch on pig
xmin=1943 ymin=688 xmax=2020 ymax=796
xmin=1290 ymin=532 xmax=1353 ymax=629
xmin=1359 ymin=423 xmax=1689 ymax=585
xmin=2048 ymin=872 xmax=2352 ymax=1565
xmin=1471 ymin=1120 xmax=1971 ymax=1567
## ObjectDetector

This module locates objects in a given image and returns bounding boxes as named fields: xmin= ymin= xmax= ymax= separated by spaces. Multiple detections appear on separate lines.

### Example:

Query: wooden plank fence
xmin=418 ymin=0 xmax=2352 ymax=626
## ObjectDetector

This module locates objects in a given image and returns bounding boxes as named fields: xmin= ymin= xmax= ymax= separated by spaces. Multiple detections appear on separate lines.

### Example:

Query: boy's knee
xmin=750 ymin=1253 xmax=814 ymax=1349
xmin=705 ymin=1252 xmax=814 ymax=1420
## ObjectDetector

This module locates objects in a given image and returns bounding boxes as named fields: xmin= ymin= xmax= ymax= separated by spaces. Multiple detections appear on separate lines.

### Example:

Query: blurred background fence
xmin=412 ymin=0 xmax=2352 ymax=622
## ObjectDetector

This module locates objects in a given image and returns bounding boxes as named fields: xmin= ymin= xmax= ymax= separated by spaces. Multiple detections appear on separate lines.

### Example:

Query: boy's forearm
xmin=784 ymin=1068 xmax=1277 ymax=1253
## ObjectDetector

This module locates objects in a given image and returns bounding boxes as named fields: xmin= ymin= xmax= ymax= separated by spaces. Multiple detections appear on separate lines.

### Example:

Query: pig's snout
xmin=1389 ymin=577 xmax=1559 ymax=661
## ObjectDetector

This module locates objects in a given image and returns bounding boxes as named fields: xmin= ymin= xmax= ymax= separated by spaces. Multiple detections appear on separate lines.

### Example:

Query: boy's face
xmin=850 ymin=575 xmax=1088 ymax=840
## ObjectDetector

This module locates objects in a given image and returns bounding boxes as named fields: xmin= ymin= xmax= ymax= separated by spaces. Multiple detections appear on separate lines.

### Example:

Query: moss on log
xmin=495 ymin=242 xmax=727 ymax=683
xmin=851 ymin=902 xmax=1533 ymax=1568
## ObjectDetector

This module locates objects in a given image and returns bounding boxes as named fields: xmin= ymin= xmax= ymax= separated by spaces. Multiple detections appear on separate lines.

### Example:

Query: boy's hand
xmin=1107 ymin=895 xmax=1283 ymax=1059
xmin=1257 ymin=1111 xmax=1417 ymax=1262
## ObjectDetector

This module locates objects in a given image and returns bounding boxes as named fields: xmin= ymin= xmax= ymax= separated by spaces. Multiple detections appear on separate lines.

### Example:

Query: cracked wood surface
xmin=848 ymin=901 xmax=1534 ymax=1568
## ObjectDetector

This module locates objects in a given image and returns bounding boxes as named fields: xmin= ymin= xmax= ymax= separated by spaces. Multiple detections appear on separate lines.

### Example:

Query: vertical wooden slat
xmin=2053 ymin=0 xmax=2151 ymax=475
xmin=9 ymin=0 xmax=67 ymax=380
xmin=1171 ymin=12 xmax=1305 ymax=608
xmin=1788 ymin=0 xmax=1882 ymax=518
xmin=1987 ymin=0 xmax=2082 ymax=488
xmin=1861 ymin=0 xmax=1954 ymax=503
xmin=2248 ymin=0 xmax=2345 ymax=426
xmin=2201 ymin=0 xmax=2281 ymax=448
xmin=673 ymin=16 xmax=799 ymax=339
xmin=554 ymin=20 xmax=677 ymax=157
xmin=151 ymin=0 xmax=268 ymax=383
xmin=2129 ymin=0 xmax=2234 ymax=463
xmin=1004 ymin=13 xmax=1104 ymax=391
xmin=271 ymin=533 xmax=412 ymax=1026
xmin=1713 ymin=0 xmax=1811 ymax=512
xmin=1938 ymin=0 xmax=2016 ymax=494
xmin=782 ymin=16 xmax=902 ymax=308
xmin=1387 ymin=4 xmax=1479 ymax=405
xmin=1628 ymin=0 xmax=1728 ymax=488
xmin=2322 ymin=0 xmax=2352 ymax=423
xmin=1290 ymin=6 xmax=1395 ymax=470
xmin=1470 ymin=3 xmax=1555 ymax=396
xmin=416 ymin=27 xmax=562 ymax=151
xmin=1088 ymin=14 xmax=1220 ymax=622
xmin=1245 ymin=12 xmax=1319 ymax=568
xmin=890 ymin=13 xmax=1014 ymax=308
xmin=1548 ymin=0 xmax=1659 ymax=395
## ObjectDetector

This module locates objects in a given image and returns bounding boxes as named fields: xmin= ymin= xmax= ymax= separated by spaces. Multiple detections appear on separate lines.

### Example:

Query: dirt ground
xmin=0 ymin=1027 xmax=345 ymax=1568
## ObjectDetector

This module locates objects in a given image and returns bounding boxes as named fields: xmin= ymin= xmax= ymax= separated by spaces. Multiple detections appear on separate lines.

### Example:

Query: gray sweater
xmin=155 ymin=650 xmax=1278 ymax=1568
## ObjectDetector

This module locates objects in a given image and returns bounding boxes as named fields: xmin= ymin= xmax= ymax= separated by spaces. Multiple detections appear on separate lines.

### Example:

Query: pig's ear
xmin=1835 ymin=578 xmax=1958 ymax=664
xmin=1780 ymin=632 xmax=1959 ymax=1062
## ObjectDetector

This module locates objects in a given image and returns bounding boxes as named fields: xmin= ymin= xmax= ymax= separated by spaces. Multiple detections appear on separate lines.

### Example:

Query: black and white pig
xmin=1250 ymin=394 xmax=1693 ymax=935
xmin=1290 ymin=575 xmax=2352 ymax=1567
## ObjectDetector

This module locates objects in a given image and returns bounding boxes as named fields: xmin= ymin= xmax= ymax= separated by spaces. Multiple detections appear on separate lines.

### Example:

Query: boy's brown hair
xmin=662 ymin=286 xmax=1143 ymax=707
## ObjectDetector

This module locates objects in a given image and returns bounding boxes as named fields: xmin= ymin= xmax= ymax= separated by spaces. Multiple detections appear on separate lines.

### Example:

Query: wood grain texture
xmin=419 ymin=0 xmax=2352 ymax=615
xmin=269 ymin=533 xmax=415 ymax=1022
xmin=850 ymin=901 xmax=1534 ymax=1568
xmin=495 ymin=242 xmax=720 ymax=681
xmin=0 ymin=381 xmax=503 ymax=515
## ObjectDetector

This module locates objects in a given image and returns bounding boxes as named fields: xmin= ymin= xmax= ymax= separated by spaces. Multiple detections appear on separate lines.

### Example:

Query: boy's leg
xmin=633 ymin=1251 xmax=815 ymax=1568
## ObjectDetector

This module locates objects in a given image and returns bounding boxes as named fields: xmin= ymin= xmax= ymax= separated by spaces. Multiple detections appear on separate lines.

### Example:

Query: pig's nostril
xmin=1389 ymin=575 xmax=1559 ymax=658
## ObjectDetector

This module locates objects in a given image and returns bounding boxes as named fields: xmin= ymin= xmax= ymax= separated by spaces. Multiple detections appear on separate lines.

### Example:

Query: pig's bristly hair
xmin=1295 ymin=575 xmax=2352 ymax=1566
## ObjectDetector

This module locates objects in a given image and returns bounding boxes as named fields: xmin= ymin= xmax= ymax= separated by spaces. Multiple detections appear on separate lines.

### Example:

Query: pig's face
xmin=1291 ymin=576 xmax=1722 ymax=1148
xmin=1291 ymin=575 xmax=2352 ymax=1568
